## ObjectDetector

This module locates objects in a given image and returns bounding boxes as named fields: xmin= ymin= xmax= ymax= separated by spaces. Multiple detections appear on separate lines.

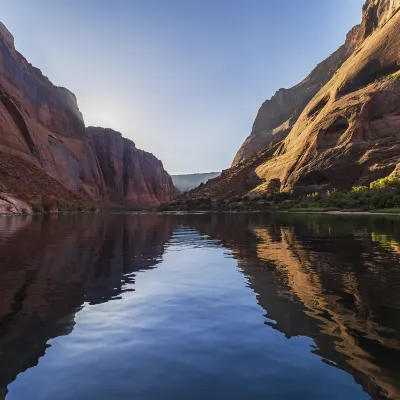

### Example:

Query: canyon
xmin=0 ymin=23 xmax=175 ymax=214
xmin=175 ymin=0 xmax=400 ymax=204
xmin=172 ymin=172 xmax=220 ymax=193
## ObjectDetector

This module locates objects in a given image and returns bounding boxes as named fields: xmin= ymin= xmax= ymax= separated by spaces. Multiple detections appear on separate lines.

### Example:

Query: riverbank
xmin=283 ymin=209 xmax=400 ymax=216
xmin=163 ymin=176 xmax=400 ymax=215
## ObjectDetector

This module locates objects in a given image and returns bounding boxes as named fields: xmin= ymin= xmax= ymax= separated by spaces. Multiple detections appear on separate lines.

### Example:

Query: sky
xmin=1 ymin=0 xmax=365 ymax=174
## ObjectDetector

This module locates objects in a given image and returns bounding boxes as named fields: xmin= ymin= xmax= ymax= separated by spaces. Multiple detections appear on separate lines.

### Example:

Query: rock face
xmin=87 ymin=127 xmax=175 ymax=206
xmin=0 ymin=23 xmax=175 ymax=210
xmin=185 ymin=0 xmax=400 ymax=201
xmin=254 ymin=0 xmax=400 ymax=194
xmin=232 ymin=25 xmax=360 ymax=166
xmin=0 ymin=23 xmax=105 ymax=201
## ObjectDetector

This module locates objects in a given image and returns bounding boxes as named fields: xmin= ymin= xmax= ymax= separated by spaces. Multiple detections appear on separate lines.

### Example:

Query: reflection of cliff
xmin=184 ymin=213 xmax=400 ymax=400
xmin=0 ymin=213 xmax=173 ymax=398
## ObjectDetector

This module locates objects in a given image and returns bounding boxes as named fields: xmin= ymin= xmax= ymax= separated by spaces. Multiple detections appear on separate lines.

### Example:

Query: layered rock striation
xmin=232 ymin=25 xmax=360 ymax=166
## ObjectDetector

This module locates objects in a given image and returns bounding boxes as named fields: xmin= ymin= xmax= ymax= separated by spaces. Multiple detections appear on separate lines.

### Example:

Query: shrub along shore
xmin=161 ymin=176 xmax=400 ymax=213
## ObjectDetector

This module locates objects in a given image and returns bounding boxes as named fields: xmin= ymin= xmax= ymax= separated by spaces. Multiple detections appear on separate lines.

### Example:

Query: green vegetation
xmin=162 ymin=176 xmax=400 ymax=214
xmin=295 ymin=177 xmax=400 ymax=211
xmin=386 ymin=72 xmax=400 ymax=82
xmin=57 ymin=203 xmax=98 ymax=214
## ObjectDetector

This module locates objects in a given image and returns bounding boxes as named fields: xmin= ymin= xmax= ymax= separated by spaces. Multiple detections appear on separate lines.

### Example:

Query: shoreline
xmin=282 ymin=210 xmax=400 ymax=216
xmin=2 ymin=208 xmax=400 ymax=217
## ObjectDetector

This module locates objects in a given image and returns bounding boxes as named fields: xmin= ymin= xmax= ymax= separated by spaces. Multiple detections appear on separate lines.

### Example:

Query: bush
xmin=288 ymin=176 xmax=400 ymax=211
xmin=370 ymin=176 xmax=400 ymax=190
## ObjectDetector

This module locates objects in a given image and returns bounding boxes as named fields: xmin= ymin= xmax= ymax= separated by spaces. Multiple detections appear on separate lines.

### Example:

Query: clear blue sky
xmin=1 ymin=0 xmax=364 ymax=174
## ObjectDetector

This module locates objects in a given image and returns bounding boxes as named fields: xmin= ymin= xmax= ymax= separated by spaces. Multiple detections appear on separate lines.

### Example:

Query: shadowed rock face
xmin=0 ymin=23 xmax=105 ymax=201
xmin=357 ymin=0 xmax=400 ymax=43
xmin=87 ymin=127 xmax=175 ymax=206
xmin=0 ymin=23 xmax=174 ymax=209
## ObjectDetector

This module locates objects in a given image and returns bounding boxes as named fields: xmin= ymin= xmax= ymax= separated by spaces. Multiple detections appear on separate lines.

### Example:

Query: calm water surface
xmin=0 ymin=212 xmax=400 ymax=399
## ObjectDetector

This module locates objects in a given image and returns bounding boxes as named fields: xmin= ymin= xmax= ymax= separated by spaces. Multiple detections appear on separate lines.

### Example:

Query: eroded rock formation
xmin=232 ymin=25 xmax=360 ymax=166
xmin=185 ymin=0 xmax=400 ymax=201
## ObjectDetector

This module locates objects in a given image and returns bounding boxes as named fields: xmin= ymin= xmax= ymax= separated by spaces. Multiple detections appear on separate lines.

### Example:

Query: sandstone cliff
xmin=0 ymin=23 xmax=105 ymax=201
xmin=232 ymin=25 xmax=360 ymax=166
xmin=0 ymin=23 xmax=175 ymax=211
xmin=254 ymin=0 xmax=400 ymax=194
xmin=182 ymin=0 xmax=400 ymax=201
xmin=87 ymin=127 xmax=175 ymax=206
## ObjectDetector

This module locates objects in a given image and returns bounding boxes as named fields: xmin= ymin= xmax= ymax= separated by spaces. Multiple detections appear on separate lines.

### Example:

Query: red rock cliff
xmin=0 ymin=23 xmax=175 ymax=210
xmin=87 ymin=127 xmax=175 ymax=206
xmin=0 ymin=23 xmax=105 ymax=201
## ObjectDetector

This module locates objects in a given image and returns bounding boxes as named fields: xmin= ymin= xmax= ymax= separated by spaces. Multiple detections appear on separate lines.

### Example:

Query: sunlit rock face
xmin=254 ymin=1 xmax=400 ymax=194
xmin=232 ymin=25 xmax=360 ymax=167
xmin=188 ymin=0 xmax=400 ymax=201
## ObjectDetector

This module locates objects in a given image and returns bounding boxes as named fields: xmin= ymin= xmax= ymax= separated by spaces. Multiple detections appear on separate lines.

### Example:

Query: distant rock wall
xmin=172 ymin=172 xmax=220 ymax=193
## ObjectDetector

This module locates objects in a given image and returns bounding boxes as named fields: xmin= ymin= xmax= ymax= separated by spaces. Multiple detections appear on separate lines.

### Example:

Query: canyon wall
xmin=254 ymin=0 xmax=400 ymax=194
xmin=232 ymin=25 xmax=360 ymax=166
xmin=88 ymin=127 xmax=175 ymax=206
xmin=0 ymin=22 xmax=174 ymax=211
xmin=181 ymin=0 xmax=400 ymax=201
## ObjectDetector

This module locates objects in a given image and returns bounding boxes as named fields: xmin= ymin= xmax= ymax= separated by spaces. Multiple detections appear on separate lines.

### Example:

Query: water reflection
xmin=0 ymin=212 xmax=399 ymax=399
xmin=0 ymin=213 xmax=173 ymax=398
xmin=185 ymin=213 xmax=400 ymax=399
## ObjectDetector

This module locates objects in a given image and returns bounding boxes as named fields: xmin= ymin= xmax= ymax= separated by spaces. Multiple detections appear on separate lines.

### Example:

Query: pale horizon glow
xmin=1 ymin=0 xmax=365 ymax=174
